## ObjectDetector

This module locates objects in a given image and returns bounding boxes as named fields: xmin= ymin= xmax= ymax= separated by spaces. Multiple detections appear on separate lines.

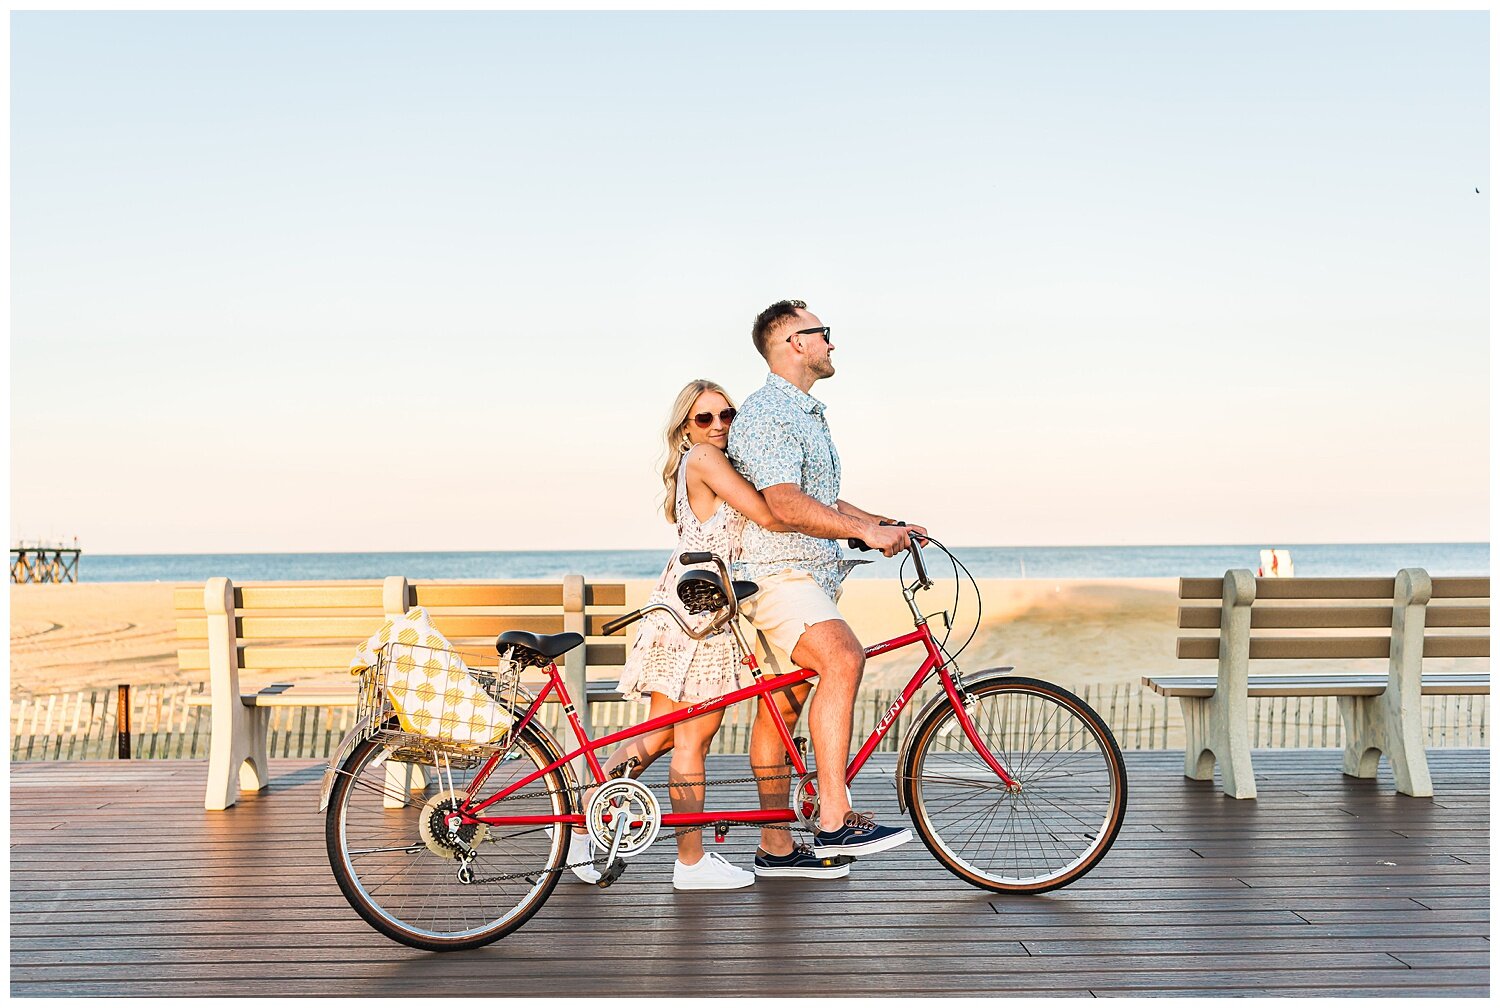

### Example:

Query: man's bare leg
xmin=790 ymin=619 xmax=866 ymax=832
xmin=750 ymin=678 xmax=811 ymax=856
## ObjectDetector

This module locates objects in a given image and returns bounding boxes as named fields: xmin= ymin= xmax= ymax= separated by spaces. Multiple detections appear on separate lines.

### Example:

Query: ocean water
xmin=76 ymin=542 xmax=1489 ymax=583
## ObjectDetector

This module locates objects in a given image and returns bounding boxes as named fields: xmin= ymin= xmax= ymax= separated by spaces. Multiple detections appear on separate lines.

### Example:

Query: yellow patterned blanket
xmin=349 ymin=606 xmax=513 ymax=743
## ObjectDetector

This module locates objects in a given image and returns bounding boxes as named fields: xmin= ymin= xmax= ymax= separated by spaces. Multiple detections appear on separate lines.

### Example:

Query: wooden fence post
xmin=117 ymin=684 xmax=131 ymax=759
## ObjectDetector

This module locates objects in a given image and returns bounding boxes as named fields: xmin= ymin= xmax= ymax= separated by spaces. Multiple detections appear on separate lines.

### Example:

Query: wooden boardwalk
xmin=10 ymin=750 xmax=1489 ymax=997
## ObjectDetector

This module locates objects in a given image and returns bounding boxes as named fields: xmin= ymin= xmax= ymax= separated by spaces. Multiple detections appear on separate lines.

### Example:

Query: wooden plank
xmin=1178 ymin=578 xmax=1438 ymax=602
xmin=1178 ymin=577 xmax=1224 ymax=600
xmin=1177 ymin=635 xmax=1488 ymax=660
xmin=1181 ymin=605 xmax=1397 ymax=630
xmin=1426 ymin=605 xmax=1490 ymax=628
xmin=1255 ymin=578 xmax=1398 ymax=599
xmin=177 ymin=613 xmax=626 ymax=641
xmin=187 ymin=584 xmax=402 ymax=613
xmin=1143 ymin=673 xmax=1491 ymax=698
xmin=408 ymin=583 xmax=627 ymax=607
xmin=1180 ymin=604 xmax=1487 ymax=631
xmin=1432 ymin=577 xmax=1489 ymax=599
xmin=1425 ymin=636 xmax=1490 ymax=658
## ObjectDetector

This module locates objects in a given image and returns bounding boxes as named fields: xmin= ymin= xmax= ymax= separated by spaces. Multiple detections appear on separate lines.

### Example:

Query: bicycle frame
xmin=451 ymin=597 xmax=1016 ymax=831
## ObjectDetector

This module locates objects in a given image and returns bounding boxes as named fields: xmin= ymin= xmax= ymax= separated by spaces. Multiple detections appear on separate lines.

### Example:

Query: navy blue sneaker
xmin=811 ymin=812 xmax=912 ymax=857
xmin=753 ymin=844 xmax=855 ymax=879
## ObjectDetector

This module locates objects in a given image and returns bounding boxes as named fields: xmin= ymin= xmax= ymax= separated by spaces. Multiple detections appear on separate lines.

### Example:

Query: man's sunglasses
xmin=691 ymin=408 xmax=737 ymax=427
xmin=786 ymin=326 xmax=832 ymax=343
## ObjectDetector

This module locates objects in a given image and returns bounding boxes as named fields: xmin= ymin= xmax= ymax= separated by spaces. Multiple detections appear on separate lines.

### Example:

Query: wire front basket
xmin=356 ymin=642 xmax=533 ymax=767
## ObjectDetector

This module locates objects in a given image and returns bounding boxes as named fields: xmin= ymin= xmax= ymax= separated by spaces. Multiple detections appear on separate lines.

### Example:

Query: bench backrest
xmin=173 ymin=577 xmax=630 ymax=679
xmin=1176 ymin=574 xmax=1490 ymax=661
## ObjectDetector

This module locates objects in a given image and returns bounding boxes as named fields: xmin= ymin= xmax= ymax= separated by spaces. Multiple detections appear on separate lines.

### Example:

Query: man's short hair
xmin=751 ymin=299 xmax=807 ymax=360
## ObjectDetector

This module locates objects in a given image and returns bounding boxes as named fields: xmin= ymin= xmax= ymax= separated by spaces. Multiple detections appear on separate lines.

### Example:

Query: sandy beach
xmin=9 ymin=578 xmax=1190 ymax=697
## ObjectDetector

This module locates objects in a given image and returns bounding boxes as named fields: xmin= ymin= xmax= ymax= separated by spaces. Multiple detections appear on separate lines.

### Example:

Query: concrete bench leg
xmin=384 ymin=761 xmax=430 ymax=809
xmin=204 ymin=577 xmax=272 ymax=811
xmin=205 ymin=701 xmax=270 ymax=811
xmin=1339 ymin=569 xmax=1433 ymax=797
xmin=1180 ymin=570 xmax=1257 ymax=799
xmin=1181 ymin=694 xmax=1255 ymax=799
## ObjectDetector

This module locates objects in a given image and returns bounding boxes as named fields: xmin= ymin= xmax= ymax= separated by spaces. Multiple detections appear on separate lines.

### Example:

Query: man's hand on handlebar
xmin=863 ymin=522 xmax=912 ymax=558
xmin=898 ymin=521 xmax=930 ymax=546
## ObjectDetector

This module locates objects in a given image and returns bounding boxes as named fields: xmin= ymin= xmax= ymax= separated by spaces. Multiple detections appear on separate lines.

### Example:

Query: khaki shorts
xmin=737 ymin=569 xmax=845 ymax=677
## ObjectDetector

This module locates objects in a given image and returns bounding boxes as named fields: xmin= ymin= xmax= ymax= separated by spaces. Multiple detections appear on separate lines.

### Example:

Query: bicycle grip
xmin=600 ymin=610 xmax=644 ymax=636
xmin=679 ymin=551 xmax=714 ymax=565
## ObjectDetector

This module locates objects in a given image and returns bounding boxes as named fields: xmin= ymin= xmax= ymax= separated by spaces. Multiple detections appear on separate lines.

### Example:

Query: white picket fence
xmin=8 ymin=681 xmax=1489 ymax=762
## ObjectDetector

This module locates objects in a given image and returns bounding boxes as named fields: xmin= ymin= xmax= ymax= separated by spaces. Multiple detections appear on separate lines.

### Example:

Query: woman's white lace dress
xmin=616 ymin=455 xmax=747 ymax=703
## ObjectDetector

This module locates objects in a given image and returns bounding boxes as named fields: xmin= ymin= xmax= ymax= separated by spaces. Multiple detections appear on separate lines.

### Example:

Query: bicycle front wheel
xmin=326 ymin=728 xmax=569 ymax=951
xmin=903 ymin=676 xmax=1127 ymax=894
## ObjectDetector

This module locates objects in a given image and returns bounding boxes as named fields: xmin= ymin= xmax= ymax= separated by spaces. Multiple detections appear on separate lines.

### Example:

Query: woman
xmin=570 ymin=379 xmax=786 ymax=891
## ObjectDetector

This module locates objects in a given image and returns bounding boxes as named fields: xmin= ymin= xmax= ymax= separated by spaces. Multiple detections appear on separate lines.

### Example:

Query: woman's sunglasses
xmin=691 ymin=408 xmax=737 ymax=428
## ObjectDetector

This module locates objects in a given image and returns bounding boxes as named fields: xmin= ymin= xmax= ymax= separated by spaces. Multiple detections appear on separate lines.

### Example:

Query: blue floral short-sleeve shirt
xmin=728 ymin=373 xmax=847 ymax=599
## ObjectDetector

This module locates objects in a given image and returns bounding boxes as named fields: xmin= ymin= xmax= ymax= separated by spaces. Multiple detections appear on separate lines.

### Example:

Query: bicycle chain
xmin=467 ymin=768 xmax=810 ymax=885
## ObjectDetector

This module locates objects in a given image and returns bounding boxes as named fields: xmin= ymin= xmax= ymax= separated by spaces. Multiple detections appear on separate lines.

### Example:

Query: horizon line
xmin=71 ymin=539 xmax=1492 ymax=558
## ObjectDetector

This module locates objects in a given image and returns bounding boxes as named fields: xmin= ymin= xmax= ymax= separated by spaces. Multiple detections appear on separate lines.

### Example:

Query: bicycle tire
xmin=902 ymin=676 xmax=1127 ymax=894
xmin=326 ymin=725 xmax=569 ymax=951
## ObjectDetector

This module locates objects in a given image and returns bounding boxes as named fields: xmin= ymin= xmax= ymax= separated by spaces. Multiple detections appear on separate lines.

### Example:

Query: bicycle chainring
xmin=585 ymin=778 xmax=661 ymax=859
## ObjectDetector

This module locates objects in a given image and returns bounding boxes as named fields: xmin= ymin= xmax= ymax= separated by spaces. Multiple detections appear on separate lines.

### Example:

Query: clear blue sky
xmin=10 ymin=11 xmax=1489 ymax=553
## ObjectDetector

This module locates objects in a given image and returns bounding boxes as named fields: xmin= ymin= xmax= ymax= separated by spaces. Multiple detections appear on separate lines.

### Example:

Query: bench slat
xmin=1179 ymin=605 xmax=1389 ymax=629
xmin=1142 ymin=672 xmax=1491 ymax=698
xmin=1179 ymin=604 xmax=1491 ymax=630
xmin=184 ymin=679 xmax=627 ymax=707
xmin=1178 ymin=577 xmax=1404 ymax=600
xmin=177 ymin=642 xmax=628 ymax=672
xmin=409 ymin=583 xmax=627 ymax=607
xmin=175 ymin=613 xmax=627 ymax=641
xmin=1176 ymin=635 xmax=1490 ymax=660
xmin=1432 ymin=576 xmax=1490 ymax=599
xmin=1181 ymin=575 xmax=1488 ymax=603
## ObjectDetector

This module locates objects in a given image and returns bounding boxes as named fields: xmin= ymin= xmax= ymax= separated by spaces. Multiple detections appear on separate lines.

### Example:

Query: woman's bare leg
xmin=576 ymin=693 xmax=676 ymax=833
xmin=668 ymin=706 xmax=727 ymax=865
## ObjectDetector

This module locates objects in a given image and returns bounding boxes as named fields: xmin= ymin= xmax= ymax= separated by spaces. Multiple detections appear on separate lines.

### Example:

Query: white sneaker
xmin=673 ymin=852 xmax=755 ymax=891
xmin=565 ymin=830 xmax=602 ymax=884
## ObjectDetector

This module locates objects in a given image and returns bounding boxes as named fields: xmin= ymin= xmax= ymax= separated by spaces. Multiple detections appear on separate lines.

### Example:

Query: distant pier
xmin=11 ymin=540 xmax=81 ymax=583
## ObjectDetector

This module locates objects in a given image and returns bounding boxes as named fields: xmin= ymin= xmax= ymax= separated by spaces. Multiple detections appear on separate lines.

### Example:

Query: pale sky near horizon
xmin=10 ymin=10 xmax=1490 ymax=554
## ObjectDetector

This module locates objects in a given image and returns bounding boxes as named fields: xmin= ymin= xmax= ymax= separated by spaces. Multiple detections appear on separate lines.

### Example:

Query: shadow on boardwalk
xmin=9 ymin=750 xmax=1490 ymax=997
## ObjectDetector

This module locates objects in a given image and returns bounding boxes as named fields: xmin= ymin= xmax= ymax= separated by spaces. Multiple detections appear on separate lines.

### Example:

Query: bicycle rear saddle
xmin=676 ymin=570 xmax=758 ymax=614
xmin=494 ymin=630 xmax=584 ymax=666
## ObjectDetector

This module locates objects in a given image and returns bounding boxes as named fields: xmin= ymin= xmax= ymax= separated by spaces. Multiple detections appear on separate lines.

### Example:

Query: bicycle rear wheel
xmin=903 ymin=676 xmax=1126 ymax=894
xmin=325 ymin=727 xmax=569 ymax=951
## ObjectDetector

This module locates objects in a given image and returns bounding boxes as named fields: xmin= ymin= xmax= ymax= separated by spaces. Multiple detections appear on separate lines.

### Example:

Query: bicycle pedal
xmin=596 ymin=858 xmax=627 ymax=888
xmin=786 ymin=736 xmax=808 ymax=766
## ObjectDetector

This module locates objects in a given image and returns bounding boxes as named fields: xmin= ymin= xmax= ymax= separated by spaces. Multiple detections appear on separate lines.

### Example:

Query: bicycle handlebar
xmin=679 ymin=551 xmax=713 ymax=565
xmin=600 ymin=611 xmax=642 ymax=636
xmin=847 ymin=524 xmax=933 ymax=591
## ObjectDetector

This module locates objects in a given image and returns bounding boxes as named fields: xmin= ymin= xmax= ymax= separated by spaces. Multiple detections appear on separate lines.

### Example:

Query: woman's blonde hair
xmin=660 ymin=379 xmax=735 ymax=523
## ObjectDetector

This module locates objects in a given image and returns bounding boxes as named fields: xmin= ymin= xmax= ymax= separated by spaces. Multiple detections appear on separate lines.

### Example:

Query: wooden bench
xmin=1144 ymin=569 xmax=1489 ymax=799
xmin=174 ymin=575 xmax=629 ymax=810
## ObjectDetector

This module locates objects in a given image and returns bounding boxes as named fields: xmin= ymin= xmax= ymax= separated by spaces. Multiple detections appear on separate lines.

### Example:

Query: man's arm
xmin=764 ymin=485 xmax=910 ymax=556
xmin=836 ymin=499 xmax=891 ymax=526
xmin=838 ymin=499 xmax=929 ymax=544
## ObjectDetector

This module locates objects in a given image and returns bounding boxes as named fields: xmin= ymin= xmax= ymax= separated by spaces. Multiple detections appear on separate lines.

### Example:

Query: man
xmin=729 ymin=298 xmax=927 ymax=879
